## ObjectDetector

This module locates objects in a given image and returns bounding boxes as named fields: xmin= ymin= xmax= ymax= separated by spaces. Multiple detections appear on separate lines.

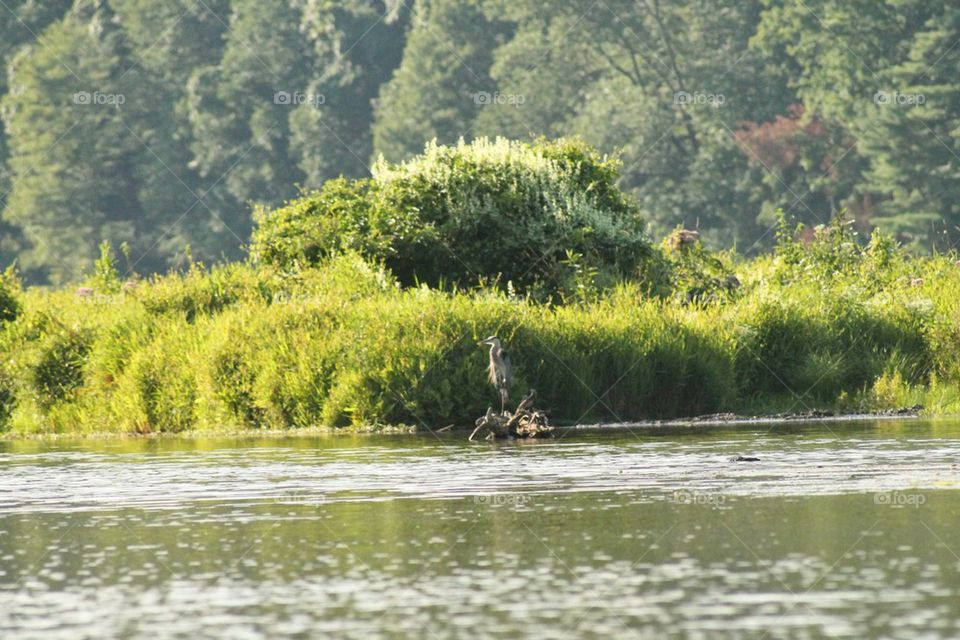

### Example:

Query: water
xmin=2 ymin=418 xmax=960 ymax=639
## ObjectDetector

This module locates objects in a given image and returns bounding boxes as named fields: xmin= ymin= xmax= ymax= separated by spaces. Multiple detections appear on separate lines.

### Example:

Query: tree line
xmin=1 ymin=0 xmax=959 ymax=283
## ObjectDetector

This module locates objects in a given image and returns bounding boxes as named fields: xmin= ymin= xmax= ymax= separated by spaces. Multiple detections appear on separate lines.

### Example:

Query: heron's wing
xmin=501 ymin=351 xmax=512 ymax=388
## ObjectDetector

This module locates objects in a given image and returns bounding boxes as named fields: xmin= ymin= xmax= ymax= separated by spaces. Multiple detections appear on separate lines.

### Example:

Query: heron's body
xmin=481 ymin=336 xmax=512 ymax=413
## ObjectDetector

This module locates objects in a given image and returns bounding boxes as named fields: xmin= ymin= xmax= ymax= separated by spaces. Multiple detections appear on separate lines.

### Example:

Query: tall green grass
xmin=4 ymin=138 xmax=958 ymax=436
xmin=1 ymin=226 xmax=959 ymax=436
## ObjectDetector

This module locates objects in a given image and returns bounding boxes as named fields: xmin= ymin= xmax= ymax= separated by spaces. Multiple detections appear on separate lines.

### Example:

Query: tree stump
xmin=469 ymin=389 xmax=553 ymax=441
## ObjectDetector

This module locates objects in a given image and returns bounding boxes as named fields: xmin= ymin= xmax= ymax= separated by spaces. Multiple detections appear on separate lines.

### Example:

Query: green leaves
xmin=2 ymin=2 xmax=142 ymax=283
xmin=371 ymin=0 xmax=511 ymax=163
xmin=251 ymin=137 xmax=655 ymax=298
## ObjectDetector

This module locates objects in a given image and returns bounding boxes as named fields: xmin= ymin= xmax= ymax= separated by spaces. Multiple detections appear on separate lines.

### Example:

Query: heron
xmin=480 ymin=336 xmax=512 ymax=414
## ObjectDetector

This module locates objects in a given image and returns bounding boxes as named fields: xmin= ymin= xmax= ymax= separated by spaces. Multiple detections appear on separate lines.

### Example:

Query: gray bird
xmin=480 ymin=336 xmax=512 ymax=414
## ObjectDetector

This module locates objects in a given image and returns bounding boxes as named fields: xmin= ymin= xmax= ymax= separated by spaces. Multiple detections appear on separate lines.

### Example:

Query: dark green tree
xmin=754 ymin=0 xmax=933 ymax=124
xmin=185 ymin=0 xmax=408 ymax=258
xmin=756 ymin=0 xmax=959 ymax=249
xmin=858 ymin=6 xmax=960 ymax=248
xmin=371 ymin=0 xmax=513 ymax=163
xmin=0 ymin=0 xmax=73 ymax=269
xmin=479 ymin=0 xmax=795 ymax=248
xmin=109 ymin=0 xmax=232 ymax=267
xmin=2 ymin=0 xmax=143 ymax=283
xmin=291 ymin=0 xmax=409 ymax=183
xmin=184 ymin=0 xmax=308 ymax=249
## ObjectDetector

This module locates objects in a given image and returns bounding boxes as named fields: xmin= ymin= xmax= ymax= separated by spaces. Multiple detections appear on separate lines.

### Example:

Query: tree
xmin=109 ymin=0 xmax=233 ymax=266
xmin=0 ymin=0 xmax=73 ymax=269
xmin=857 ymin=6 xmax=960 ymax=248
xmin=756 ymin=0 xmax=960 ymax=249
xmin=184 ymin=0 xmax=309 ymax=251
xmin=754 ymin=0 xmax=933 ymax=124
xmin=2 ymin=0 xmax=143 ymax=283
xmin=185 ymin=0 xmax=409 ymax=260
xmin=291 ymin=0 xmax=409 ymax=183
xmin=371 ymin=0 xmax=513 ymax=163
xmin=478 ymin=0 xmax=795 ymax=248
xmin=733 ymin=105 xmax=865 ymax=241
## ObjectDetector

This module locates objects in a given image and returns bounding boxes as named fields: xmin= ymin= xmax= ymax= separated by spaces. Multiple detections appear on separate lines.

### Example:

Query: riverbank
xmin=1 ymin=244 xmax=960 ymax=437
xmin=2 ymin=236 xmax=958 ymax=431
xmin=1 ymin=140 xmax=958 ymax=437
xmin=0 ymin=407 xmax=933 ymax=443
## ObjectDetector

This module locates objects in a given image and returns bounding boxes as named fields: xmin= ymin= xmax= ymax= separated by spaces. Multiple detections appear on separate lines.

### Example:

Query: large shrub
xmin=251 ymin=137 xmax=658 ymax=297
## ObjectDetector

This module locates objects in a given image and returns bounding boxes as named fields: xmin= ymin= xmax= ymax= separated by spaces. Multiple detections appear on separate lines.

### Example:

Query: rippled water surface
xmin=2 ymin=418 xmax=960 ymax=639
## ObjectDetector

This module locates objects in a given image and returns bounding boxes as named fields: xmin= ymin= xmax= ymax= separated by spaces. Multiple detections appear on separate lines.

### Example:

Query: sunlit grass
xmin=1 ymin=229 xmax=959 ymax=436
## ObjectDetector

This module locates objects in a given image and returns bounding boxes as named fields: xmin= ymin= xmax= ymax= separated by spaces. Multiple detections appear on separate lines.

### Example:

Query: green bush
xmin=204 ymin=308 xmax=272 ymax=428
xmin=249 ymin=179 xmax=386 ymax=272
xmin=731 ymin=293 xmax=929 ymax=404
xmin=251 ymin=138 xmax=658 ymax=297
xmin=84 ymin=307 xmax=155 ymax=391
xmin=31 ymin=327 xmax=93 ymax=408
xmin=730 ymin=215 xmax=938 ymax=405
xmin=660 ymin=228 xmax=740 ymax=305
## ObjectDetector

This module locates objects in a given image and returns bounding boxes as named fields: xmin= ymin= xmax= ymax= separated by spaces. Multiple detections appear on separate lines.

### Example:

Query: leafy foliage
xmin=252 ymin=138 xmax=657 ymax=297
xmin=0 ymin=237 xmax=958 ymax=435
xmin=2 ymin=0 xmax=960 ymax=280
xmin=31 ymin=326 xmax=93 ymax=408
xmin=660 ymin=229 xmax=740 ymax=305
xmin=0 ymin=369 xmax=14 ymax=430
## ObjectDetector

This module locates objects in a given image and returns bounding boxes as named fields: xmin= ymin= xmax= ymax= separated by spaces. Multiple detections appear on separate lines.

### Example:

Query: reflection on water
xmin=1 ymin=419 xmax=959 ymax=638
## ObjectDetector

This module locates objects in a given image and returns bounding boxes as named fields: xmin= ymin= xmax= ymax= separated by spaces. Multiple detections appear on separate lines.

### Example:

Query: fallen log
xmin=469 ymin=389 xmax=553 ymax=441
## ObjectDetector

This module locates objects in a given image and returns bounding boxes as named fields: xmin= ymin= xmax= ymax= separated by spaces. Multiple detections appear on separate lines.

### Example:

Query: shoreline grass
xmin=1 ymin=139 xmax=958 ymax=438
xmin=0 ymin=410 xmax=937 ymax=443
xmin=1 ymin=239 xmax=958 ymax=438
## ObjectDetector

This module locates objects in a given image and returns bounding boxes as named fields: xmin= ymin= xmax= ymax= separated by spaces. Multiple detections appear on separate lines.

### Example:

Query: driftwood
xmin=469 ymin=389 xmax=553 ymax=441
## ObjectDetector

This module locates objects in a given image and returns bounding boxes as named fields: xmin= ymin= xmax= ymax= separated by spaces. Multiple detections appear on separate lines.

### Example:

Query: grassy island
xmin=1 ymin=138 xmax=958 ymax=436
